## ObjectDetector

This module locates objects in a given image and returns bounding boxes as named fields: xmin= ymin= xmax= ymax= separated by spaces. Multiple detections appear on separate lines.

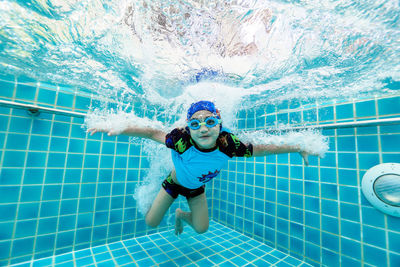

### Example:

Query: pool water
xmin=1 ymin=0 xmax=400 ymax=267
xmin=1 ymin=75 xmax=399 ymax=267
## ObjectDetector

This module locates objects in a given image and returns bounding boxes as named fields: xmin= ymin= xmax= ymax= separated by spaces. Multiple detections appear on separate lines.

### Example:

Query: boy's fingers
xmin=304 ymin=155 xmax=309 ymax=166
xmin=86 ymin=128 xmax=117 ymax=136
xmin=300 ymin=151 xmax=309 ymax=166
xmin=108 ymin=131 xmax=118 ymax=136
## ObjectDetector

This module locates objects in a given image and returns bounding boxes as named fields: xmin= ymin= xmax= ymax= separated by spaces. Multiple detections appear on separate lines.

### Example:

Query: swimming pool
xmin=1 ymin=0 xmax=400 ymax=266
xmin=1 ymin=74 xmax=399 ymax=267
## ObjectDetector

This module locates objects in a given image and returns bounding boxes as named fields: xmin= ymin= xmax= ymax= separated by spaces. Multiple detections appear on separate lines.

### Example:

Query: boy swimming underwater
xmin=87 ymin=101 xmax=314 ymax=235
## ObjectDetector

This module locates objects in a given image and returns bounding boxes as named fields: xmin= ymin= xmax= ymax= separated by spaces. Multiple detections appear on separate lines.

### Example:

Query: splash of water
xmin=1 ymin=0 xmax=399 ymax=105
xmin=133 ymin=140 xmax=172 ymax=216
xmin=84 ymin=97 xmax=329 ymax=216
xmin=238 ymin=129 xmax=329 ymax=158
xmin=84 ymin=108 xmax=166 ymax=135
xmin=84 ymin=109 xmax=173 ymax=216
xmin=83 ymin=81 xmax=259 ymax=133
xmin=3 ymin=0 xmax=398 ymax=216
xmin=83 ymin=81 xmax=254 ymax=215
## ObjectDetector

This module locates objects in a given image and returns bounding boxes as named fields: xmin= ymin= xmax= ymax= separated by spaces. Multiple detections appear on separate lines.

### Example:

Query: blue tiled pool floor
xmin=11 ymin=221 xmax=310 ymax=267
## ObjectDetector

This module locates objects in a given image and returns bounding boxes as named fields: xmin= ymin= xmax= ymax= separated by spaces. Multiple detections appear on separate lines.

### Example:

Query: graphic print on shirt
xmin=166 ymin=128 xmax=252 ymax=158
xmin=217 ymin=132 xmax=253 ymax=158
xmin=165 ymin=128 xmax=192 ymax=154
xmin=174 ymin=138 xmax=187 ymax=153
xmin=198 ymin=170 xmax=220 ymax=183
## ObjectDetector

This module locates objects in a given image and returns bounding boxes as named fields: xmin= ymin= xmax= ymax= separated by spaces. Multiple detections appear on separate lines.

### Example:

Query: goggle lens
xmin=189 ymin=120 xmax=200 ymax=129
xmin=206 ymin=117 xmax=217 ymax=126
xmin=188 ymin=117 xmax=220 ymax=130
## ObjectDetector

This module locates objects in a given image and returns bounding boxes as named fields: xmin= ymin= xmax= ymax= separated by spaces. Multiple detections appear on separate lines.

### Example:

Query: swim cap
xmin=187 ymin=101 xmax=221 ymax=120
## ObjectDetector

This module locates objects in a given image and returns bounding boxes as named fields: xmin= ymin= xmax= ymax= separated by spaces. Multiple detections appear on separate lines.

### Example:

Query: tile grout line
xmin=72 ymin=110 xmax=89 ymax=252
xmin=4 ymin=77 xmax=17 ymax=266
xmin=53 ymin=85 xmax=74 ymax=257
xmin=23 ymin=83 xmax=40 ymax=265
xmin=88 ymin=97 xmax=104 ymax=247
xmin=375 ymin=96 xmax=391 ymax=267
xmin=120 ymin=136 xmax=132 ymax=241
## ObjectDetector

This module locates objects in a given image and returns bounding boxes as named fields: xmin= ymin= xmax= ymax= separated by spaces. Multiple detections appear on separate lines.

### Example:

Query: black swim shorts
xmin=162 ymin=174 xmax=205 ymax=199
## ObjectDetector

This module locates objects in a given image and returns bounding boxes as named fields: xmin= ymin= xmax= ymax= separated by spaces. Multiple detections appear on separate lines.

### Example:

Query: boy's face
xmin=188 ymin=110 xmax=220 ymax=150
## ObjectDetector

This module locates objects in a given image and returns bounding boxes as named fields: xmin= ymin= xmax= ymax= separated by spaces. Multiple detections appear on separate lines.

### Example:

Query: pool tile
xmin=377 ymin=96 xmax=400 ymax=116
xmin=17 ymin=222 xmax=311 ymax=267
xmin=5 ymin=84 xmax=398 ymax=267
xmin=356 ymin=100 xmax=376 ymax=117
xmin=336 ymin=103 xmax=354 ymax=120
xmin=15 ymin=83 xmax=37 ymax=102
xmin=363 ymin=244 xmax=387 ymax=267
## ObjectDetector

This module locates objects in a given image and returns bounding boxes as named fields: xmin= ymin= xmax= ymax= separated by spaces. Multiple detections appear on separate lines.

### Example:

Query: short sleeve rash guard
xmin=165 ymin=127 xmax=253 ymax=189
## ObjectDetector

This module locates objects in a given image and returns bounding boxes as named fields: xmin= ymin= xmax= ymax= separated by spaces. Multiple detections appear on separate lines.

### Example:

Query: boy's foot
xmin=175 ymin=208 xmax=184 ymax=236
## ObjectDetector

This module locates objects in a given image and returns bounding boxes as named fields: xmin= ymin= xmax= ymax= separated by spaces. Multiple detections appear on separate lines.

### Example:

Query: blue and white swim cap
xmin=187 ymin=101 xmax=221 ymax=120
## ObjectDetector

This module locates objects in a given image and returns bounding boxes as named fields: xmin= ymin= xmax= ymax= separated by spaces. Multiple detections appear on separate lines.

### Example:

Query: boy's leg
xmin=175 ymin=193 xmax=209 ymax=235
xmin=145 ymin=188 xmax=175 ymax=228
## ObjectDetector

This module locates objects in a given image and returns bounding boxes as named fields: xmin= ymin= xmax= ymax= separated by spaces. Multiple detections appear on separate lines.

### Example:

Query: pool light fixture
xmin=361 ymin=163 xmax=400 ymax=217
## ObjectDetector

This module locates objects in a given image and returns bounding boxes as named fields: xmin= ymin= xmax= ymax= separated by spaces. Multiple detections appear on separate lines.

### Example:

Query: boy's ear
xmin=216 ymin=109 xmax=221 ymax=118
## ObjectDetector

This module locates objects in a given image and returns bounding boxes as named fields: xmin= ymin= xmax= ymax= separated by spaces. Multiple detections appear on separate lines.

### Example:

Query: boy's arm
xmin=122 ymin=126 xmax=166 ymax=144
xmin=252 ymin=144 xmax=311 ymax=165
xmin=252 ymin=144 xmax=300 ymax=156
xmin=87 ymin=126 xmax=166 ymax=145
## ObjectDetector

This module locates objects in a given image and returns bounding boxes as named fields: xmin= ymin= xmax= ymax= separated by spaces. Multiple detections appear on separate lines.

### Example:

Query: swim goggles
xmin=187 ymin=116 xmax=221 ymax=130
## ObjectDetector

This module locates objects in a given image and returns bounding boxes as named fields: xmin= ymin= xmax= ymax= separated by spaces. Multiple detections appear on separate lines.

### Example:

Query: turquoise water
xmin=1 ymin=1 xmax=400 ymax=266
xmin=1 ymin=0 xmax=399 ymax=110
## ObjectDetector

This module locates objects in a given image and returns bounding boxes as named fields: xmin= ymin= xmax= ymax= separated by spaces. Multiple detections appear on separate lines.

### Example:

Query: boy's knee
xmin=194 ymin=224 xmax=209 ymax=234
xmin=145 ymin=214 xmax=160 ymax=228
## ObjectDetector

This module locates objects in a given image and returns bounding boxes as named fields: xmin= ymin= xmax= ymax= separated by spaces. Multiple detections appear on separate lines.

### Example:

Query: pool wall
xmin=212 ymin=94 xmax=400 ymax=266
xmin=0 ymin=75 xmax=188 ymax=266
xmin=1 ymin=73 xmax=400 ymax=267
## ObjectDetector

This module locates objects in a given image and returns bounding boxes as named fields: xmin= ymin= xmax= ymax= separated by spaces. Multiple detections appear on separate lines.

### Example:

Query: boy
xmin=87 ymin=101 xmax=312 ymax=235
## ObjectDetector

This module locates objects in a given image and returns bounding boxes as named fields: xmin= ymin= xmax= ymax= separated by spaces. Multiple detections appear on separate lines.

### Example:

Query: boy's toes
xmin=175 ymin=208 xmax=183 ymax=236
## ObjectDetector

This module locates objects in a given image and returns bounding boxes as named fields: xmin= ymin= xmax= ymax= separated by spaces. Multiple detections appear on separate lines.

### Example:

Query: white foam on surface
xmin=3 ymin=0 xmax=398 ymax=103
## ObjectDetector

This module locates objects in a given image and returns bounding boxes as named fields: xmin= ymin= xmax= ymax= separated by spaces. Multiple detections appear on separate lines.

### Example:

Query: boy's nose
xmin=199 ymin=124 xmax=208 ymax=132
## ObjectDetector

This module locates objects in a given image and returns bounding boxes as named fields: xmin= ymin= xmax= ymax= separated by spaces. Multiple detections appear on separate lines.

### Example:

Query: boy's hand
xmin=300 ymin=151 xmax=309 ymax=166
xmin=300 ymin=150 xmax=320 ymax=166
xmin=87 ymin=128 xmax=120 ymax=136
